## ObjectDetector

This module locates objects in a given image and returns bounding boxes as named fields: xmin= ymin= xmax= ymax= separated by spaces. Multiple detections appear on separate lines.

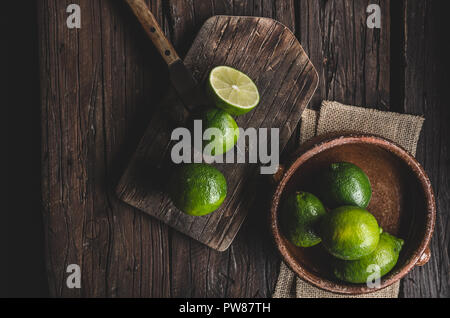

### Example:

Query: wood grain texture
xmin=38 ymin=0 xmax=448 ymax=297
xmin=296 ymin=0 xmax=390 ymax=110
xmin=116 ymin=15 xmax=319 ymax=251
xmin=39 ymin=0 xmax=172 ymax=297
xmin=398 ymin=0 xmax=450 ymax=298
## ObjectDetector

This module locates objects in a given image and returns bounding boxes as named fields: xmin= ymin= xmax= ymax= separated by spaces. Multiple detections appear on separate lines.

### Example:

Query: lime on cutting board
xmin=207 ymin=66 xmax=260 ymax=116
xmin=201 ymin=108 xmax=239 ymax=156
xmin=169 ymin=163 xmax=227 ymax=216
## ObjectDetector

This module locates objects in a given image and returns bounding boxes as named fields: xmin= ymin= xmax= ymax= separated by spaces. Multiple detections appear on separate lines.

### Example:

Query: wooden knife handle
xmin=124 ymin=0 xmax=180 ymax=65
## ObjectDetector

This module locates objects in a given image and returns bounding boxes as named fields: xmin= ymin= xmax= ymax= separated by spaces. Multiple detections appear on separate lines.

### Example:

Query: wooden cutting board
xmin=116 ymin=15 xmax=318 ymax=251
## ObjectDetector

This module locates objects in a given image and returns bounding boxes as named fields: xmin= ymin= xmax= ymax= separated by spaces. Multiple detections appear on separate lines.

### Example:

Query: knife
xmin=124 ymin=0 xmax=205 ymax=112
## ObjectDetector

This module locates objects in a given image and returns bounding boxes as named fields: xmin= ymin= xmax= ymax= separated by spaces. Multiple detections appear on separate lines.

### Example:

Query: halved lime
xmin=207 ymin=66 xmax=260 ymax=116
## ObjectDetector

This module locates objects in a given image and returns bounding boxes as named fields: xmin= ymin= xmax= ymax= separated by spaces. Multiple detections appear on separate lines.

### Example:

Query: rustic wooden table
xmin=38 ymin=0 xmax=449 ymax=297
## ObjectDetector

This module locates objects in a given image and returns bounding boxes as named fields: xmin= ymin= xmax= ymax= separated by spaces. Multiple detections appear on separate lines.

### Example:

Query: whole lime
xmin=316 ymin=162 xmax=372 ymax=209
xmin=281 ymin=192 xmax=327 ymax=247
xmin=201 ymin=108 xmax=239 ymax=156
xmin=333 ymin=232 xmax=404 ymax=283
xmin=169 ymin=163 xmax=227 ymax=216
xmin=319 ymin=206 xmax=381 ymax=260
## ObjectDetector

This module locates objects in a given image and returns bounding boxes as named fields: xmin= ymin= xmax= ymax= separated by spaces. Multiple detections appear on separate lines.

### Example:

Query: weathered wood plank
xmin=399 ymin=0 xmax=450 ymax=298
xmin=39 ymin=0 xmax=171 ymax=297
xmin=297 ymin=0 xmax=390 ymax=110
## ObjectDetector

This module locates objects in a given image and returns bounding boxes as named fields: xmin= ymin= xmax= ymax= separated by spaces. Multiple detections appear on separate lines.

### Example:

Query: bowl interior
xmin=277 ymin=140 xmax=430 ymax=293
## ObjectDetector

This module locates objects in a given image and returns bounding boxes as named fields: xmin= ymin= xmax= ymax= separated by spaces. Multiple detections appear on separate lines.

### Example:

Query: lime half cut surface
xmin=208 ymin=66 xmax=260 ymax=116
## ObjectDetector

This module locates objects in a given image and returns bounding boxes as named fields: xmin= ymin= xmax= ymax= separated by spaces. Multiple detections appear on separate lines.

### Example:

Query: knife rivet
xmin=165 ymin=50 xmax=171 ymax=56
xmin=150 ymin=27 xmax=156 ymax=33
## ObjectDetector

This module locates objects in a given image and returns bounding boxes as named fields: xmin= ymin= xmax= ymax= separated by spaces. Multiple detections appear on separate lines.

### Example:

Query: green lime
xmin=201 ymin=108 xmax=239 ymax=156
xmin=169 ymin=163 xmax=227 ymax=216
xmin=207 ymin=66 xmax=260 ymax=116
xmin=333 ymin=232 xmax=404 ymax=284
xmin=316 ymin=162 xmax=372 ymax=209
xmin=281 ymin=192 xmax=327 ymax=247
xmin=320 ymin=206 xmax=381 ymax=260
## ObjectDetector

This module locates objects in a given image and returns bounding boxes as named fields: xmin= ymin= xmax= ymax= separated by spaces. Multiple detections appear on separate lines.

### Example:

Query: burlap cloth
xmin=273 ymin=100 xmax=425 ymax=298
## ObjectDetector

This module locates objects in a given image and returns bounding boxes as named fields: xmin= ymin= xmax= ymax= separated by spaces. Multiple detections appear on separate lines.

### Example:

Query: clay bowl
xmin=270 ymin=134 xmax=436 ymax=295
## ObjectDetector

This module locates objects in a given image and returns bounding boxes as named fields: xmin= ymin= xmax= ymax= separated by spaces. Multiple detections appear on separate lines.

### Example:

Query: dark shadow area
xmin=396 ymin=0 xmax=450 ymax=298
xmin=106 ymin=0 xmax=170 ymax=189
xmin=389 ymin=0 xmax=406 ymax=113
xmin=6 ymin=1 xmax=49 ymax=297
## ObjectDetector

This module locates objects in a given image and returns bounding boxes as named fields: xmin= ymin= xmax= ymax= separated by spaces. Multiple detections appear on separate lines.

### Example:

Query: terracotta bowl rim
xmin=270 ymin=133 xmax=436 ymax=295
